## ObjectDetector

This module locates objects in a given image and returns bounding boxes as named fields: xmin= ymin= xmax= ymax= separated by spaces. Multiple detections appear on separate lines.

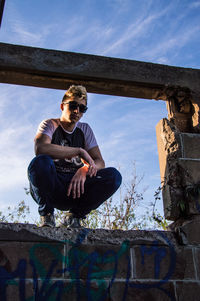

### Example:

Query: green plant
xmin=0 ymin=200 xmax=30 ymax=224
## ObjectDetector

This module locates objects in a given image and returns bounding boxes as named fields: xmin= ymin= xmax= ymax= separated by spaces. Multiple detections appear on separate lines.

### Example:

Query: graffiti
xmin=123 ymin=233 xmax=176 ymax=301
xmin=0 ymin=230 xmax=176 ymax=301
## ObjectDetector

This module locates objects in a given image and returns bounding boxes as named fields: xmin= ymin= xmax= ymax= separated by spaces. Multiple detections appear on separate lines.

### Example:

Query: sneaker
xmin=40 ymin=213 xmax=55 ymax=227
xmin=59 ymin=212 xmax=84 ymax=229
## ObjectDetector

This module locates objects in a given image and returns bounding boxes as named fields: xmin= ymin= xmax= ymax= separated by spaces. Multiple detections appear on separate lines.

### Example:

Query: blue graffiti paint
xmin=0 ymin=259 xmax=26 ymax=301
xmin=30 ymin=258 xmax=64 ymax=300
xmin=140 ymin=240 xmax=167 ymax=279
xmin=0 ymin=231 xmax=177 ymax=301
xmin=85 ymin=249 xmax=119 ymax=301
xmin=122 ymin=252 xmax=131 ymax=301
xmin=74 ymin=228 xmax=91 ymax=246
xmin=124 ymin=233 xmax=176 ymax=301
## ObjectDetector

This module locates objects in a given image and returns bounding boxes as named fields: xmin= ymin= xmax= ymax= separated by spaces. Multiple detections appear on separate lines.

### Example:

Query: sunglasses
xmin=63 ymin=101 xmax=88 ymax=113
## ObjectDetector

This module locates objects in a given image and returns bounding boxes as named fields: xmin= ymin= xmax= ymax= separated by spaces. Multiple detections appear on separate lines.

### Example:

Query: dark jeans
xmin=27 ymin=155 xmax=122 ymax=218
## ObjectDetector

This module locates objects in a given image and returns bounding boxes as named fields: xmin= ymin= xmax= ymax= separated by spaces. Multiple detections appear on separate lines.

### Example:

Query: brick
xmin=110 ymin=280 xmax=175 ymax=301
xmin=0 ymin=241 xmax=64 ymax=279
xmin=176 ymin=281 xmax=200 ymax=301
xmin=132 ymin=245 xmax=195 ymax=280
xmin=65 ymin=242 xmax=130 ymax=280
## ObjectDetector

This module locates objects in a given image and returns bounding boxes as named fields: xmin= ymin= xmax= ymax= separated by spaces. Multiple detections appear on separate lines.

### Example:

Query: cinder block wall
xmin=0 ymin=223 xmax=199 ymax=301
xmin=156 ymin=119 xmax=200 ymax=221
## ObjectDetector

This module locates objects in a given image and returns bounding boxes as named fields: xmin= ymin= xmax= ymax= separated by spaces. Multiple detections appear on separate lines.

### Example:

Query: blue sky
xmin=0 ymin=0 xmax=200 ymax=222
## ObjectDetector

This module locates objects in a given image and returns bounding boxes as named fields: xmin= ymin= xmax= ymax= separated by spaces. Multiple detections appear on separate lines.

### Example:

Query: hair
xmin=62 ymin=85 xmax=87 ymax=104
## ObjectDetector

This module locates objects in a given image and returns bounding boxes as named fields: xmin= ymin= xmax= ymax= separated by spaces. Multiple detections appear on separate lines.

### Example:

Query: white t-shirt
xmin=36 ymin=118 xmax=98 ymax=173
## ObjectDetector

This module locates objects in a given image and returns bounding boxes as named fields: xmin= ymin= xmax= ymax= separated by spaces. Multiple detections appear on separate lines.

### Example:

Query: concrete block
xmin=181 ymin=133 xmax=200 ymax=159
xmin=60 ymin=280 xmax=111 ymax=301
xmin=179 ymin=216 xmax=200 ymax=245
xmin=178 ymin=159 xmax=200 ymax=215
xmin=0 ymin=279 xmax=111 ymax=301
xmin=24 ymin=279 xmax=110 ymax=300
xmin=1 ymin=280 xmax=34 ymax=301
xmin=132 ymin=245 xmax=195 ymax=280
xmin=65 ymin=243 xmax=130 ymax=279
xmin=156 ymin=118 xmax=200 ymax=219
xmin=0 ymin=241 xmax=64 ymax=279
xmin=178 ymin=159 xmax=200 ymax=185
xmin=110 ymin=281 xmax=175 ymax=301
xmin=161 ymin=159 xmax=200 ymax=218
xmin=176 ymin=281 xmax=200 ymax=301
xmin=162 ymin=184 xmax=183 ymax=220
xmin=194 ymin=248 xmax=200 ymax=279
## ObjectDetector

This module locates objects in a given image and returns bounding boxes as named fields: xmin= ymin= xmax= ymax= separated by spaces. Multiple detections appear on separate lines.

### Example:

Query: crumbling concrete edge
xmin=0 ymin=222 xmax=178 ymax=247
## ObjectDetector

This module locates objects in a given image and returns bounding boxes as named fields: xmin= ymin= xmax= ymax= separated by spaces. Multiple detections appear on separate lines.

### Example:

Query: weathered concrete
xmin=155 ymin=84 xmax=200 ymax=222
xmin=0 ymin=222 xmax=176 ymax=244
xmin=156 ymin=118 xmax=181 ymax=220
xmin=170 ymin=215 xmax=200 ymax=245
xmin=156 ymin=118 xmax=200 ymax=220
xmin=0 ymin=42 xmax=200 ymax=99
xmin=181 ymin=133 xmax=200 ymax=158
xmin=0 ymin=223 xmax=199 ymax=300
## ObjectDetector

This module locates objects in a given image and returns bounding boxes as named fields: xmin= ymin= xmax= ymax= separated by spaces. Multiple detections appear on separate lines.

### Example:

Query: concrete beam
xmin=0 ymin=42 xmax=200 ymax=99
xmin=0 ymin=0 xmax=5 ymax=27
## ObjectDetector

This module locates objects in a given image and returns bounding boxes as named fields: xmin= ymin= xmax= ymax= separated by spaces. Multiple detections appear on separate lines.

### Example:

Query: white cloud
xmin=189 ymin=1 xmax=200 ymax=8
xmin=58 ymin=17 xmax=116 ymax=54
xmin=1 ymin=0 xmax=57 ymax=47
xmin=108 ymin=0 xmax=132 ymax=11
xmin=0 ymin=122 xmax=34 ymax=189
xmin=12 ymin=21 xmax=42 ymax=44
xmin=0 ymin=85 xmax=59 ymax=193
xmin=141 ymin=25 xmax=200 ymax=63
xmin=101 ymin=4 xmax=173 ymax=56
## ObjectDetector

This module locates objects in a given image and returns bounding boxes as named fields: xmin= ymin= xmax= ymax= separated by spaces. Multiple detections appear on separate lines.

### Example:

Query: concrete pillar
xmin=156 ymin=88 xmax=200 ymax=221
